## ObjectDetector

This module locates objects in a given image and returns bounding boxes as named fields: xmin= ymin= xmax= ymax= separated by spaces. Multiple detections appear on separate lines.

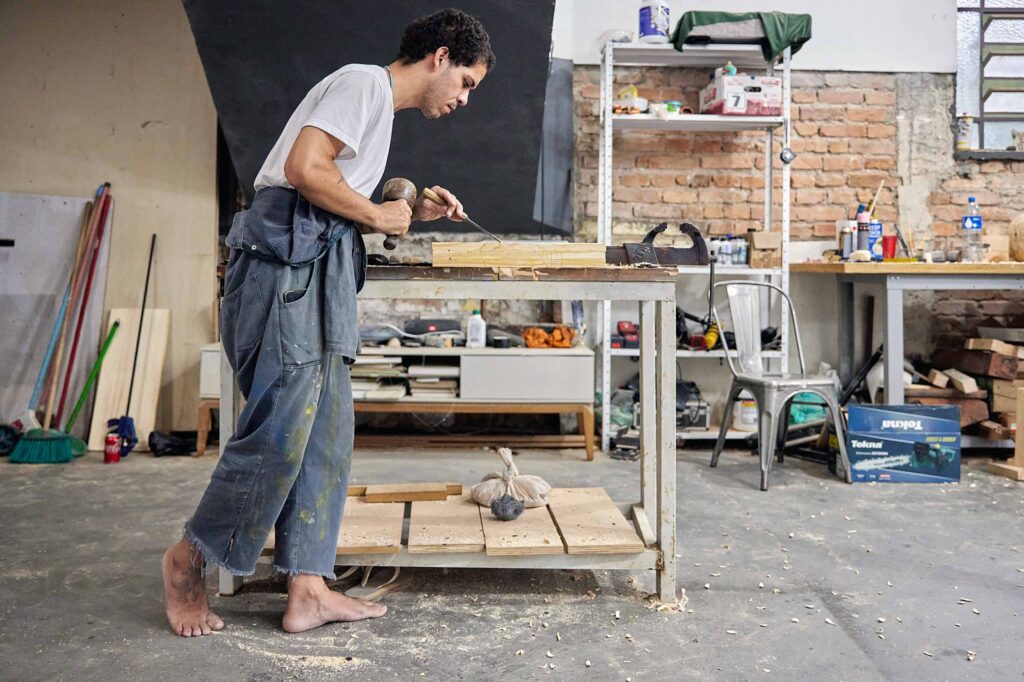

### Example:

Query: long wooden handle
xmin=421 ymin=187 xmax=468 ymax=221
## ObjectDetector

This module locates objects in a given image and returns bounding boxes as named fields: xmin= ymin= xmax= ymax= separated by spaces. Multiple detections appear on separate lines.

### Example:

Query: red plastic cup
xmin=882 ymin=234 xmax=898 ymax=259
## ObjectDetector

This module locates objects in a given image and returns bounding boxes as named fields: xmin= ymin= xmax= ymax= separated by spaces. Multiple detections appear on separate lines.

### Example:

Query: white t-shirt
xmin=254 ymin=64 xmax=394 ymax=198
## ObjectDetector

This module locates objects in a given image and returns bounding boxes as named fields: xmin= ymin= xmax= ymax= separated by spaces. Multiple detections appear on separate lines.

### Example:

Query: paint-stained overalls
xmin=184 ymin=186 xmax=366 ymax=578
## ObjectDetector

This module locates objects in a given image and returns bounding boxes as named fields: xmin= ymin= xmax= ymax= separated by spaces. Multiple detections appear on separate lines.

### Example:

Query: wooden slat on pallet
xmin=933 ymin=349 xmax=1018 ymax=380
xmin=364 ymin=482 xmax=448 ymax=503
xmin=480 ymin=505 xmax=565 ymax=556
xmin=407 ymin=493 xmax=485 ymax=554
xmin=337 ymin=498 xmax=404 ymax=554
xmin=546 ymin=488 xmax=645 ymax=555
xmin=263 ymin=498 xmax=405 ymax=554
xmin=432 ymin=242 xmax=607 ymax=269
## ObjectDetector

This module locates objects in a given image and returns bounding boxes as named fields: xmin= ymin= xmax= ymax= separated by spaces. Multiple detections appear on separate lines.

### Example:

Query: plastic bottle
xmin=638 ymin=0 xmax=670 ymax=43
xmin=466 ymin=309 xmax=486 ymax=348
xmin=961 ymin=196 xmax=983 ymax=262
xmin=720 ymin=234 xmax=733 ymax=265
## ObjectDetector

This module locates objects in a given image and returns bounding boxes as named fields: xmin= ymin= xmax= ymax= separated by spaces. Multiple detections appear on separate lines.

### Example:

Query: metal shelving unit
xmin=597 ymin=42 xmax=794 ymax=450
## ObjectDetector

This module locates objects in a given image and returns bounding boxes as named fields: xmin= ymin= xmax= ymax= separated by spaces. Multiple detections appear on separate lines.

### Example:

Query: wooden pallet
xmin=263 ymin=487 xmax=646 ymax=557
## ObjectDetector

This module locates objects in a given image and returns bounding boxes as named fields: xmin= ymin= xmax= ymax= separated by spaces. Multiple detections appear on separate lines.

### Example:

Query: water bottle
xmin=466 ymin=309 xmax=487 ymax=348
xmin=961 ymin=196 xmax=983 ymax=262
xmin=638 ymin=0 xmax=670 ymax=43
xmin=720 ymin=235 xmax=733 ymax=265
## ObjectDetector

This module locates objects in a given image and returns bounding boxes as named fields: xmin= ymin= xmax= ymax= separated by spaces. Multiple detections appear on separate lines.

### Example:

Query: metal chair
xmin=709 ymin=281 xmax=851 ymax=490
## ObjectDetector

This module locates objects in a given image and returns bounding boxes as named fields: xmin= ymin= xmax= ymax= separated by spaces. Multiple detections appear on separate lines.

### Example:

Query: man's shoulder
xmin=319 ymin=64 xmax=386 ymax=93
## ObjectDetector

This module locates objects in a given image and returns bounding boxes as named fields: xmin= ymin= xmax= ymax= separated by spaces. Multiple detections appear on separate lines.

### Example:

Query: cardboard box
xmin=845 ymin=405 xmax=961 ymax=483
xmin=747 ymin=230 xmax=782 ymax=268
xmin=700 ymin=75 xmax=782 ymax=116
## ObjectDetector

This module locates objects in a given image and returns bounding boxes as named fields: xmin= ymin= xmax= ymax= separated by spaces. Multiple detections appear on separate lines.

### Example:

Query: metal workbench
xmin=792 ymin=262 xmax=1024 ymax=404
xmin=219 ymin=266 xmax=679 ymax=602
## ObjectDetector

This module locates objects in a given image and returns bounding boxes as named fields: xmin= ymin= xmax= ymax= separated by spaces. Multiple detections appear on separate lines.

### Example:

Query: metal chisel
xmin=421 ymin=187 xmax=503 ymax=243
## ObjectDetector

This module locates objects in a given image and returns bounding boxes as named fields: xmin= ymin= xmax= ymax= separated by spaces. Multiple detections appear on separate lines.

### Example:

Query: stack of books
xmin=351 ymin=356 xmax=407 ymax=400
xmin=407 ymin=364 xmax=460 ymax=401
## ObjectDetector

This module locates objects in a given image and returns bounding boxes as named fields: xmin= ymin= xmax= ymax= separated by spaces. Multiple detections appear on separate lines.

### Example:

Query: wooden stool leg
xmin=195 ymin=400 xmax=215 ymax=457
xmin=579 ymin=406 xmax=596 ymax=461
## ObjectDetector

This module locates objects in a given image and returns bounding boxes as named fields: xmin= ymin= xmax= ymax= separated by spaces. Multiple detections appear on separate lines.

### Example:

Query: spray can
xmin=841 ymin=225 xmax=854 ymax=259
xmin=104 ymin=433 xmax=121 ymax=464
xmin=855 ymin=205 xmax=871 ymax=252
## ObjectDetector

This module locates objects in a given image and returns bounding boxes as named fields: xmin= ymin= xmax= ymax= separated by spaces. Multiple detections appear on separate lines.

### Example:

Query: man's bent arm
xmin=283 ymin=126 xmax=388 ymax=234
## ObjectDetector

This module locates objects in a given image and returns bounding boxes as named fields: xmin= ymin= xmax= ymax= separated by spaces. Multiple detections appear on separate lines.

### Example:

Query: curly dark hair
xmin=398 ymin=8 xmax=495 ymax=70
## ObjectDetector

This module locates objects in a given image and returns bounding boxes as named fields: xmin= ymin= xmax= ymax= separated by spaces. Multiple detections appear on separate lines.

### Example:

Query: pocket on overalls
xmin=279 ymin=263 xmax=324 ymax=367
xmin=220 ymin=274 xmax=266 ymax=372
xmin=267 ymin=218 xmax=325 ymax=265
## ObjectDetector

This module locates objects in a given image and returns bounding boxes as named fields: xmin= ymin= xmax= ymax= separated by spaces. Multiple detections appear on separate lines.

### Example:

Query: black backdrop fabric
xmin=182 ymin=1 xmax=556 ymax=235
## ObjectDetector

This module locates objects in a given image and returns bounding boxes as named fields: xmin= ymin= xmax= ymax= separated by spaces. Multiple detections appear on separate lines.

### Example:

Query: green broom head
xmin=9 ymin=429 xmax=74 ymax=464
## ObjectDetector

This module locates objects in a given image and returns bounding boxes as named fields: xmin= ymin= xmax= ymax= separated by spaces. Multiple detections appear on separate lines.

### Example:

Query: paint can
xmin=104 ymin=433 xmax=121 ymax=464
xmin=732 ymin=391 xmax=758 ymax=432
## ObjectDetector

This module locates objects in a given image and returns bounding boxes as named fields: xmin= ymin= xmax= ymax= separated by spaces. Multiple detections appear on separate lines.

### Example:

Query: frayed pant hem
xmin=273 ymin=564 xmax=337 ymax=580
xmin=181 ymin=525 xmax=256 ymax=577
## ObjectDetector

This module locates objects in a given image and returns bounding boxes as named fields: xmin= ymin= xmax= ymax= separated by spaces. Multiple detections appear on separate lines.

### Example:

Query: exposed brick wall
xmin=928 ymin=161 xmax=1024 ymax=347
xmin=572 ymin=64 xmax=1024 ymax=357
xmin=573 ymin=67 xmax=899 ymax=243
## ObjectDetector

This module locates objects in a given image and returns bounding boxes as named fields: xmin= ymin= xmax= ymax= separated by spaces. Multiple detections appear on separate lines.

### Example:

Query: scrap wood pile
xmin=908 ymin=334 xmax=1024 ymax=440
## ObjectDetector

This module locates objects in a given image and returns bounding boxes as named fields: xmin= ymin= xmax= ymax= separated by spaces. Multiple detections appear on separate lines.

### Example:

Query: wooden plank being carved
xmin=432 ymin=242 xmax=607 ymax=269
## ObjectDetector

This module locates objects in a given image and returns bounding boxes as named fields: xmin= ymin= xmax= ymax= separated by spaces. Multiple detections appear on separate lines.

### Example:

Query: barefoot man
xmin=163 ymin=9 xmax=494 ymax=636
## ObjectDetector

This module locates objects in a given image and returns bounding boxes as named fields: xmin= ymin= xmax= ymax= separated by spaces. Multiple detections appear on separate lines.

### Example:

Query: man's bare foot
xmin=282 ymin=574 xmax=388 ymax=633
xmin=162 ymin=539 xmax=225 ymax=637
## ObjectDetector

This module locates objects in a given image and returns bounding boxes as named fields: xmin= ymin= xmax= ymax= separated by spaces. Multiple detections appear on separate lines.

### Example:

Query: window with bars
xmin=957 ymin=0 xmax=1024 ymax=153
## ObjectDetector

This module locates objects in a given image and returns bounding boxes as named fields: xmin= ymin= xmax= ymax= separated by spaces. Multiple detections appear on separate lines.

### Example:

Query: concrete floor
xmin=0 ymin=445 xmax=1021 ymax=681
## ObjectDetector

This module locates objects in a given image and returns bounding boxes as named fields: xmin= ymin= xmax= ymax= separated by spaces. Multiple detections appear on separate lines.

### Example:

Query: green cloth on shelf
xmin=671 ymin=11 xmax=813 ymax=62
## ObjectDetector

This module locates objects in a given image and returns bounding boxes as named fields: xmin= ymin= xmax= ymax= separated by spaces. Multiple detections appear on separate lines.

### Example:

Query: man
xmin=162 ymin=9 xmax=494 ymax=637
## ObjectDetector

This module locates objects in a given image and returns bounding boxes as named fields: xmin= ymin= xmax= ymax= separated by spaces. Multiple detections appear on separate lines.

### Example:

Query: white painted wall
xmin=553 ymin=0 xmax=957 ymax=72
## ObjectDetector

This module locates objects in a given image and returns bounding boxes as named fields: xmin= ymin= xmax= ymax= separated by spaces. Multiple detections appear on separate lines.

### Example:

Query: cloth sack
xmin=471 ymin=448 xmax=551 ymax=508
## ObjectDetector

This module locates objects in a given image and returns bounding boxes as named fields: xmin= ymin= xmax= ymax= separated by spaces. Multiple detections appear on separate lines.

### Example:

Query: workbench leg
xmin=639 ymin=300 xmax=657 ymax=532
xmin=837 ymin=279 xmax=855 ymax=386
xmin=883 ymin=282 xmax=905 ymax=404
xmin=655 ymin=300 xmax=677 ymax=603
xmin=218 ymin=568 xmax=243 ymax=596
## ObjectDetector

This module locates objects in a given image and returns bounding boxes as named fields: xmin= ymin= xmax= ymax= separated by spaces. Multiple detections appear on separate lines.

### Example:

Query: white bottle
xmin=466 ymin=309 xmax=486 ymax=348
xmin=638 ymin=0 xmax=670 ymax=44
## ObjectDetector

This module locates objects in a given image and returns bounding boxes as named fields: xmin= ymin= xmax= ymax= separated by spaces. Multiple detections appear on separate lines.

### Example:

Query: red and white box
xmin=700 ymin=75 xmax=782 ymax=116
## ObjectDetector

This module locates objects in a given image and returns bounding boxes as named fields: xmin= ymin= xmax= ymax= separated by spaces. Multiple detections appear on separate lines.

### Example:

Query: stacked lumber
xmin=922 ymin=336 xmax=1024 ymax=436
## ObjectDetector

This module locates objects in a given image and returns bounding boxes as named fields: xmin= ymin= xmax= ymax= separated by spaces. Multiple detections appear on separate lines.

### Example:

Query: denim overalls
xmin=184 ymin=187 xmax=367 ymax=578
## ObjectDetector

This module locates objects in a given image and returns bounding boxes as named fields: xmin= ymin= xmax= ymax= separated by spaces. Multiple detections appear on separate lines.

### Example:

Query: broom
xmin=10 ymin=193 xmax=102 ymax=464
xmin=63 ymin=321 xmax=120 ymax=457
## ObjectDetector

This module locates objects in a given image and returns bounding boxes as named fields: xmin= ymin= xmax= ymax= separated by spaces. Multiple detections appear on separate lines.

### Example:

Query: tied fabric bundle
xmin=471 ymin=448 xmax=551 ymax=513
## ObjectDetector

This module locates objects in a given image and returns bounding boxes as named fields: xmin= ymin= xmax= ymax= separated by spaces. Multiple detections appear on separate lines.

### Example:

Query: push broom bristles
xmin=9 ymin=429 xmax=74 ymax=464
